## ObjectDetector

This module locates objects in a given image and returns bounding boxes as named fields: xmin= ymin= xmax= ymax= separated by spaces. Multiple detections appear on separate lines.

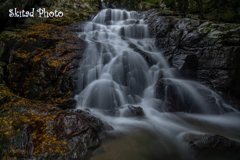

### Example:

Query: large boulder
xmin=52 ymin=110 xmax=107 ymax=159
xmin=122 ymin=105 xmax=145 ymax=117
xmin=0 ymin=23 xmax=85 ymax=104
xmin=184 ymin=133 xmax=240 ymax=160
xmin=0 ymin=85 xmax=112 ymax=159
xmin=139 ymin=0 xmax=159 ymax=11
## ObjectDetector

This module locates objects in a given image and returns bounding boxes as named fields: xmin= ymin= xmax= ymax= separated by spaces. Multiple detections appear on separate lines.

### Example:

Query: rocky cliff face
xmin=144 ymin=9 xmax=240 ymax=106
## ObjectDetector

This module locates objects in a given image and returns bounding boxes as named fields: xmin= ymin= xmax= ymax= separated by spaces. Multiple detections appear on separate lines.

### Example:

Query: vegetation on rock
xmin=0 ymin=84 xmax=69 ymax=159
xmin=0 ymin=23 xmax=84 ymax=103
xmin=160 ymin=0 xmax=240 ymax=22
xmin=0 ymin=1 xmax=103 ymax=159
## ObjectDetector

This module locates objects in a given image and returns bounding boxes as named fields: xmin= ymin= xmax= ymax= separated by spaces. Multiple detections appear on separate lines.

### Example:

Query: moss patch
xmin=0 ymin=84 xmax=69 ymax=159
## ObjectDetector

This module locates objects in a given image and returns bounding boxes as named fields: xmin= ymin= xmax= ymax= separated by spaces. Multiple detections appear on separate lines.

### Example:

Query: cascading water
xmin=75 ymin=9 xmax=240 ymax=160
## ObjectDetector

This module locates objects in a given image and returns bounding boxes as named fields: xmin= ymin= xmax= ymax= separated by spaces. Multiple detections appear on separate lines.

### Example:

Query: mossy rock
xmin=0 ymin=31 xmax=21 ymax=42
xmin=0 ymin=94 xmax=11 ymax=107
xmin=0 ymin=31 xmax=23 ymax=63
xmin=139 ymin=0 xmax=159 ymax=10
xmin=0 ymin=41 xmax=5 ymax=59
xmin=43 ymin=10 xmax=91 ymax=26
xmin=0 ymin=84 xmax=21 ymax=107
xmin=49 ymin=0 xmax=99 ymax=12
xmin=2 ymin=23 xmax=84 ymax=102
xmin=186 ymin=14 xmax=200 ymax=20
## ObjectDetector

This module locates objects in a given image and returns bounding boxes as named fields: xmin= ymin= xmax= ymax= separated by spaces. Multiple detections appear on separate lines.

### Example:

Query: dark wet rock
xmin=57 ymin=99 xmax=77 ymax=110
xmin=156 ymin=10 xmax=180 ymax=16
xmin=127 ymin=105 xmax=145 ymax=117
xmin=0 ymin=31 xmax=23 ymax=63
xmin=128 ymin=42 xmax=155 ymax=66
xmin=2 ymin=24 xmax=86 ymax=102
xmin=184 ymin=133 xmax=240 ymax=150
xmin=0 ymin=91 xmax=110 ymax=160
xmin=171 ymin=54 xmax=198 ymax=78
xmin=123 ymin=106 xmax=145 ymax=117
xmin=155 ymin=78 xmax=183 ymax=112
xmin=68 ymin=22 xmax=87 ymax=32
xmin=154 ymin=77 xmax=229 ymax=113
xmin=184 ymin=133 xmax=240 ymax=160
xmin=145 ymin=9 xmax=240 ymax=99
xmin=102 ymin=105 xmax=145 ymax=117
xmin=25 ymin=111 xmax=105 ymax=160
xmin=102 ymin=121 xmax=114 ymax=131
xmin=57 ymin=109 xmax=114 ymax=159
xmin=66 ymin=109 xmax=114 ymax=132
xmin=54 ymin=112 xmax=100 ymax=139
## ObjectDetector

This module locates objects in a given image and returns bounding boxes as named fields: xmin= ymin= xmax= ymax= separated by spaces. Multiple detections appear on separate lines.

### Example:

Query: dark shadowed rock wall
xmin=144 ymin=9 xmax=240 ymax=102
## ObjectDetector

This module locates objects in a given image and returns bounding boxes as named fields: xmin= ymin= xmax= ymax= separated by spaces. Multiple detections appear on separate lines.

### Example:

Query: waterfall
xmin=75 ymin=9 xmax=236 ymax=114
xmin=75 ymin=9 xmax=240 ymax=160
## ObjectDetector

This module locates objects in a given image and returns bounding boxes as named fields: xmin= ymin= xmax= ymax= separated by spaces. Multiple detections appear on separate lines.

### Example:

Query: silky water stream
xmin=74 ymin=9 xmax=240 ymax=160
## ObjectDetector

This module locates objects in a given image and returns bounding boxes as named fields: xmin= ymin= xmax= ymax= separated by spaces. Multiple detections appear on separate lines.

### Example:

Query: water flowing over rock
xmin=145 ymin=9 xmax=240 ymax=103
xmin=76 ymin=8 xmax=238 ymax=114
xmin=74 ymin=8 xmax=240 ymax=160
xmin=75 ymin=9 xmax=152 ymax=110
xmin=1 ymin=7 xmax=240 ymax=160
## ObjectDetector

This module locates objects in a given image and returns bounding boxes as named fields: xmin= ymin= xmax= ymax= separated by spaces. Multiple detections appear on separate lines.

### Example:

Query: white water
xmin=75 ymin=9 xmax=240 ymax=160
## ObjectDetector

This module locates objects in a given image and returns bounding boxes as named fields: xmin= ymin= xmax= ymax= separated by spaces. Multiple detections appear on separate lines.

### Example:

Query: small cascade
xmin=75 ymin=9 xmax=240 ymax=160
